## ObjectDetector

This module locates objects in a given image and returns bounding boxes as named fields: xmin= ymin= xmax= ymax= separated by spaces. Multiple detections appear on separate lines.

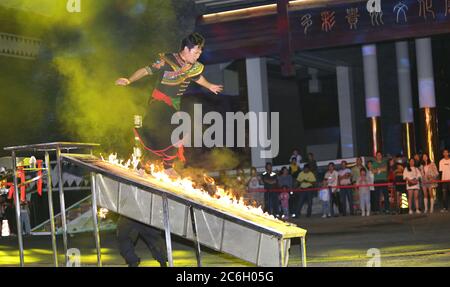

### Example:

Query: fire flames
xmin=100 ymin=149 xmax=279 ymax=221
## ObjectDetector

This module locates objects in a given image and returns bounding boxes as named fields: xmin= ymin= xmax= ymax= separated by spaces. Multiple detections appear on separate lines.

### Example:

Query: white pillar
xmin=396 ymin=41 xmax=416 ymax=158
xmin=395 ymin=41 xmax=414 ymax=123
xmin=336 ymin=66 xmax=356 ymax=158
xmin=415 ymin=37 xmax=438 ymax=162
xmin=246 ymin=57 xmax=270 ymax=168
xmin=415 ymin=38 xmax=436 ymax=109
xmin=362 ymin=45 xmax=381 ymax=118
xmin=362 ymin=44 xmax=382 ymax=156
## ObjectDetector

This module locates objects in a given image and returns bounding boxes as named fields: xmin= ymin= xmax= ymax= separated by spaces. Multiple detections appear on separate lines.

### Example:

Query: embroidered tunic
xmin=145 ymin=52 xmax=204 ymax=110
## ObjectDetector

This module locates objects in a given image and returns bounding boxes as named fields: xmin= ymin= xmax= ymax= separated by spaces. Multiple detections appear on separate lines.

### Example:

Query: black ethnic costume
xmin=118 ymin=53 xmax=204 ymax=267
xmin=134 ymin=52 xmax=204 ymax=163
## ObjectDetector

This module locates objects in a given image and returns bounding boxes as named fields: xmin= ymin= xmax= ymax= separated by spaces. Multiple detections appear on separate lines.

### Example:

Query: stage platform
xmin=1 ymin=212 xmax=449 ymax=267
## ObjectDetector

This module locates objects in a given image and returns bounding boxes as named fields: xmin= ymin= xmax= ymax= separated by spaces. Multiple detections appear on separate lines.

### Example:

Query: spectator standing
xmin=372 ymin=151 xmax=390 ymax=214
xmin=357 ymin=168 xmax=371 ymax=216
xmin=395 ymin=154 xmax=405 ymax=165
xmin=296 ymin=164 xmax=316 ymax=217
xmin=288 ymin=158 xmax=301 ymax=216
xmin=366 ymin=160 xmax=376 ymax=213
xmin=247 ymin=167 xmax=264 ymax=208
xmin=421 ymin=153 xmax=439 ymax=213
xmin=233 ymin=168 xmax=247 ymax=199
xmin=394 ymin=162 xmax=406 ymax=214
xmin=351 ymin=157 xmax=365 ymax=212
xmin=288 ymin=158 xmax=301 ymax=179
xmin=324 ymin=162 xmax=340 ymax=217
xmin=306 ymin=153 xmax=318 ymax=176
xmin=414 ymin=153 xmax=422 ymax=168
xmin=351 ymin=157 xmax=365 ymax=183
xmin=262 ymin=163 xmax=279 ymax=216
xmin=338 ymin=161 xmax=354 ymax=216
xmin=278 ymin=167 xmax=293 ymax=189
xmin=20 ymin=201 xmax=31 ymax=235
xmin=278 ymin=167 xmax=294 ymax=217
xmin=279 ymin=186 xmax=290 ymax=219
xmin=387 ymin=158 xmax=396 ymax=213
xmin=289 ymin=149 xmax=302 ymax=167
xmin=319 ymin=180 xmax=331 ymax=218
xmin=439 ymin=149 xmax=450 ymax=212
xmin=4 ymin=201 xmax=16 ymax=235
xmin=403 ymin=158 xmax=422 ymax=214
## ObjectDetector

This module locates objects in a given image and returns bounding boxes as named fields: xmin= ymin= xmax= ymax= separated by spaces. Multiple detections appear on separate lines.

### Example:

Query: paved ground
xmin=1 ymin=212 xmax=449 ymax=267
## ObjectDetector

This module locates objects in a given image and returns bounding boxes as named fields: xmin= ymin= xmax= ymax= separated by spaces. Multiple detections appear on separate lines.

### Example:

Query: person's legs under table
xmin=137 ymin=223 xmax=168 ymax=266
xmin=117 ymin=216 xmax=141 ymax=266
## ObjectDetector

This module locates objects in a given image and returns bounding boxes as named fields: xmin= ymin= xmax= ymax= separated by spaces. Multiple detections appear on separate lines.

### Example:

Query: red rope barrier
xmin=247 ymin=179 xmax=450 ymax=193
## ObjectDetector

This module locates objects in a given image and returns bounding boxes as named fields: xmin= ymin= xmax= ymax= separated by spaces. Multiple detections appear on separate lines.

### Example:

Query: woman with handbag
xmin=421 ymin=153 xmax=439 ymax=213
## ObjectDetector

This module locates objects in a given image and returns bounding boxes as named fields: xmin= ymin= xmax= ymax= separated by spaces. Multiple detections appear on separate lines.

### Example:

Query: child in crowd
xmin=319 ymin=180 xmax=330 ymax=218
xmin=279 ymin=185 xmax=290 ymax=219
xmin=357 ymin=168 xmax=371 ymax=216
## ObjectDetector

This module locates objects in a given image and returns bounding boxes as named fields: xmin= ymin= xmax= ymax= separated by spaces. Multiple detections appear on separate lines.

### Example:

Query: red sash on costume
xmin=152 ymin=89 xmax=173 ymax=107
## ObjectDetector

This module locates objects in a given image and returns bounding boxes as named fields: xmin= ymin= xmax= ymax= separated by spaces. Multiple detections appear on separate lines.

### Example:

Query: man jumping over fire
xmin=114 ymin=32 xmax=223 ymax=267
xmin=115 ymin=32 xmax=223 ymax=166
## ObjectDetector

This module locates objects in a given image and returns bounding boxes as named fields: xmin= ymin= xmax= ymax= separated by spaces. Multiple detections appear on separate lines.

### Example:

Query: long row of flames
xmin=100 ymin=148 xmax=278 ymax=221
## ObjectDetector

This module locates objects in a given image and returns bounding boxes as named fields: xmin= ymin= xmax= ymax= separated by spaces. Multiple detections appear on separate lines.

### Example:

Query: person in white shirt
xmin=439 ymin=149 xmax=450 ymax=212
xmin=289 ymin=149 xmax=302 ymax=167
xmin=319 ymin=179 xmax=331 ymax=218
xmin=421 ymin=153 xmax=439 ymax=213
xmin=324 ymin=162 xmax=340 ymax=217
xmin=338 ymin=160 xmax=354 ymax=216
xmin=366 ymin=161 xmax=375 ymax=192
xmin=403 ymin=158 xmax=422 ymax=215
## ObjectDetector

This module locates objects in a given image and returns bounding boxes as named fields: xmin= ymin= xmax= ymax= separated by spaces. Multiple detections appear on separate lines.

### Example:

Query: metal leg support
xmin=300 ymin=236 xmax=307 ymax=267
xmin=189 ymin=206 xmax=202 ymax=267
xmin=90 ymin=172 xmax=102 ymax=267
xmin=162 ymin=194 xmax=174 ymax=267
xmin=44 ymin=151 xmax=59 ymax=267
xmin=11 ymin=151 xmax=24 ymax=267
xmin=56 ymin=148 xmax=69 ymax=265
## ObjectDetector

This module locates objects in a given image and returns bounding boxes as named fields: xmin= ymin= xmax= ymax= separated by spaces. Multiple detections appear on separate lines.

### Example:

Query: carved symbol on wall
xmin=394 ymin=1 xmax=409 ymax=23
xmin=417 ymin=0 xmax=435 ymax=19
xmin=301 ymin=14 xmax=313 ymax=35
xmin=346 ymin=8 xmax=360 ymax=29
xmin=321 ymin=11 xmax=336 ymax=32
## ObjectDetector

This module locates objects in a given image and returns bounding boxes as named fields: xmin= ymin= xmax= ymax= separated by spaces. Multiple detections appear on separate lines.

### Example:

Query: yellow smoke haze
xmin=1 ymin=0 xmax=246 ymax=170
xmin=1 ymin=0 xmax=181 ymax=154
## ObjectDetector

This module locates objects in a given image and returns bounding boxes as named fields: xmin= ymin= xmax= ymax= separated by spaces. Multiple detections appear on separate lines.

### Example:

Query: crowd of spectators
xmin=217 ymin=148 xmax=450 ymax=219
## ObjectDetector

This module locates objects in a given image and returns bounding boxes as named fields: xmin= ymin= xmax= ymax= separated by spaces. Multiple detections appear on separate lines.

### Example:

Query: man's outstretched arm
xmin=194 ymin=75 xmax=223 ymax=94
xmin=115 ymin=68 xmax=150 ymax=86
